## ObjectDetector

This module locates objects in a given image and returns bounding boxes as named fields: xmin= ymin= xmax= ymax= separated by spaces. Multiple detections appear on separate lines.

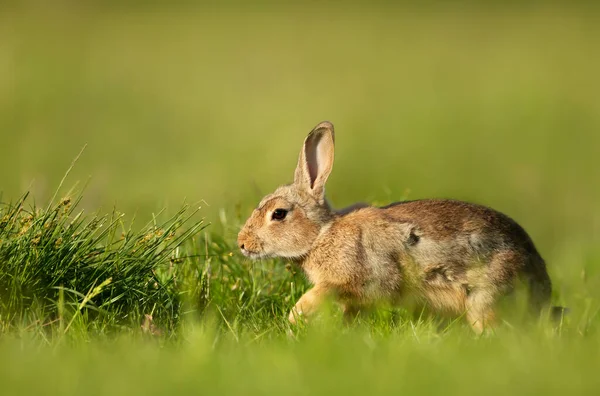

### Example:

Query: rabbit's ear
xmin=294 ymin=121 xmax=335 ymax=202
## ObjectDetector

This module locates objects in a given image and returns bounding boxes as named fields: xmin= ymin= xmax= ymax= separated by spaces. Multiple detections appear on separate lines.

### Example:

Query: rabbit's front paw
xmin=288 ymin=307 xmax=304 ymax=325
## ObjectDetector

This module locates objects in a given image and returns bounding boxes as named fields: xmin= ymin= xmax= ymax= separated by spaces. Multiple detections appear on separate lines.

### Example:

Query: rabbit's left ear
xmin=294 ymin=121 xmax=335 ymax=202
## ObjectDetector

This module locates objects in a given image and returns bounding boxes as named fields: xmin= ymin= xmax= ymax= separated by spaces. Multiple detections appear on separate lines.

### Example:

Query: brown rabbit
xmin=237 ymin=121 xmax=555 ymax=333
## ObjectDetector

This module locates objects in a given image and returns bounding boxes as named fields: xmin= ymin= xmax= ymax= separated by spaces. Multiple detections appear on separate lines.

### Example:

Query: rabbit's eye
xmin=272 ymin=209 xmax=288 ymax=221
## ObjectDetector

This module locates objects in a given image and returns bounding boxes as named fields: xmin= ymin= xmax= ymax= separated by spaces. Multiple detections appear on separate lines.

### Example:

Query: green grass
xmin=0 ymin=186 xmax=207 ymax=335
xmin=1 ymin=2 xmax=600 ymax=395
xmin=2 ymin=329 xmax=600 ymax=395
xmin=1 ymin=179 xmax=599 ymax=395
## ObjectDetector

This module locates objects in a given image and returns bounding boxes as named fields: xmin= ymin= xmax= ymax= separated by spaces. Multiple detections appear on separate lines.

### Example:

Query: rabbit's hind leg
xmin=465 ymin=289 xmax=497 ymax=334
xmin=465 ymin=250 xmax=523 ymax=333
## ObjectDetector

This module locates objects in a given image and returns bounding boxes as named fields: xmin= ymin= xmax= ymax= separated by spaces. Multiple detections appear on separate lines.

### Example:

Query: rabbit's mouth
xmin=240 ymin=248 xmax=267 ymax=260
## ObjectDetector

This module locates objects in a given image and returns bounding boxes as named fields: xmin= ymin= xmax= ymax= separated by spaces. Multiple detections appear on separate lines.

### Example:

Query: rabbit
xmin=237 ymin=121 xmax=557 ymax=333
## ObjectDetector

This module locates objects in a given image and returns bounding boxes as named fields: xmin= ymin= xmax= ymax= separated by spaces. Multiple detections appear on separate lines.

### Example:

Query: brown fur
xmin=237 ymin=121 xmax=553 ymax=333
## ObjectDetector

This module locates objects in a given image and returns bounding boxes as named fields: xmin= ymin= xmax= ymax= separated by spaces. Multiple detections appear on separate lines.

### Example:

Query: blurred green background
xmin=1 ymin=1 xmax=599 ymax=273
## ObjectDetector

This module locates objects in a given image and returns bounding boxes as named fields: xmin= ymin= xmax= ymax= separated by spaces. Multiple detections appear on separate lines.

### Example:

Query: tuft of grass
xmin=0 ymin=188 xmax=206 ymax=337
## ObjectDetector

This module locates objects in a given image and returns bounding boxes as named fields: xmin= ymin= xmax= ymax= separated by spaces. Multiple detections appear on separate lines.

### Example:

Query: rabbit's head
xmin=238 ymin=121 xmax=336 ymax=260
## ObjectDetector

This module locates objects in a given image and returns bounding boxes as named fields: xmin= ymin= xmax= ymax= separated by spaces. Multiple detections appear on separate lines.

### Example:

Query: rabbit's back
xmin=379 ymin=199 xmax=551 ymax=312
xmin=382 ymin=199 xmax=548 ymax=287
xmin=380 ymin=199 xmax=540 ymax=257
xmin=308 ymin=199 xmax=551 ymax=313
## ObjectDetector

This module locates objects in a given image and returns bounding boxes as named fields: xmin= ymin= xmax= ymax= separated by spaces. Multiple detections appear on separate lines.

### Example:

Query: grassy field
xmin=1 ymin=2 xmax=600 ymax=395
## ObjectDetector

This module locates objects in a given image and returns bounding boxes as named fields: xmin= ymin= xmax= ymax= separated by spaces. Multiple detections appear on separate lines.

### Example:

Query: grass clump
xmin=0 ymin=189 xmax=206 ymax=335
